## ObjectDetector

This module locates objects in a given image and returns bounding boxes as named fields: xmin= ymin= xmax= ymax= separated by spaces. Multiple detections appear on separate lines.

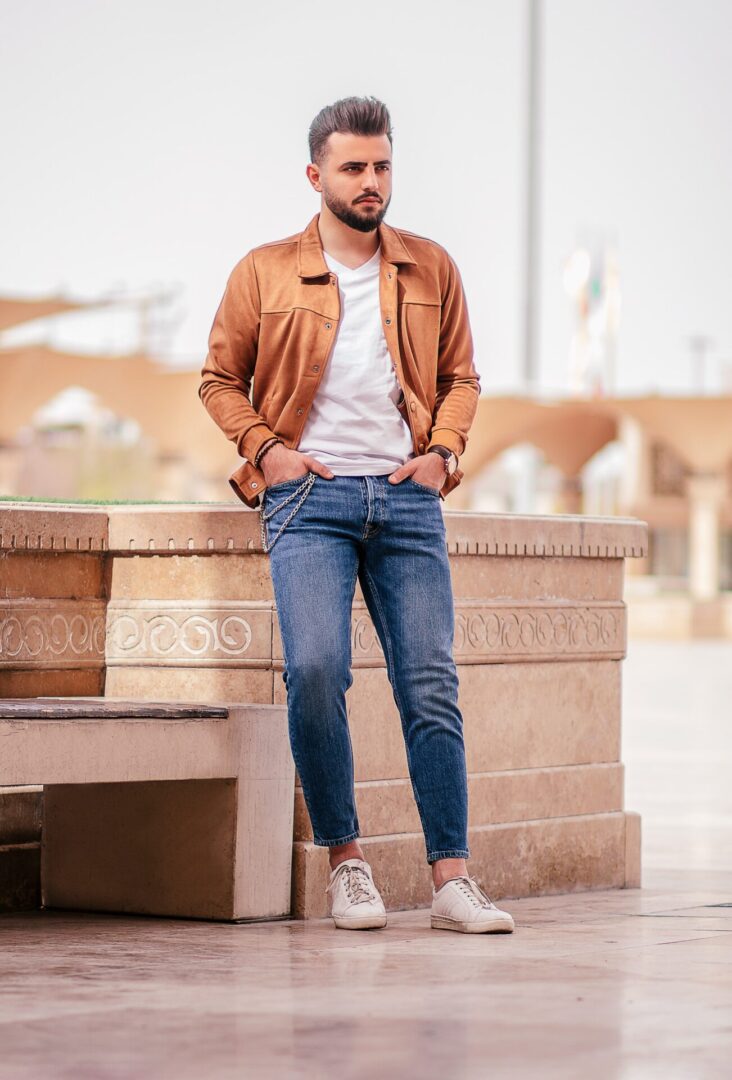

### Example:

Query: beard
xmin=322 ymin=187 xmax=391 ymax=233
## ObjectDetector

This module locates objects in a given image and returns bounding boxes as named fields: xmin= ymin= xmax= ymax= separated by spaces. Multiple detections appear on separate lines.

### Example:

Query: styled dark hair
xmin=308 ymin=96 xmax=393 ymax=165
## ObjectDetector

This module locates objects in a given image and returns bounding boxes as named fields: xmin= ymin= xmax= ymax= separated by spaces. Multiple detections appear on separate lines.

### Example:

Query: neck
xmin=317 ymin=204 xmax=380 ymax=268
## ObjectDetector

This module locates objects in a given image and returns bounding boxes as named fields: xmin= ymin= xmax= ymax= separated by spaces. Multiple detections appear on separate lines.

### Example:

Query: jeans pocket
xmin=405 ymin=476 xmax=442 ymax=496
xmin=260 ymin=472 xmax=316 ymax=553
xmin=266 ymin=472 xmax=312 ymax=494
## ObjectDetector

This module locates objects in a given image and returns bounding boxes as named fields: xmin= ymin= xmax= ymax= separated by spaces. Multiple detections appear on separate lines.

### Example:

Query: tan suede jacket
xmin=199 ymin=213 xmax=481 ymax=508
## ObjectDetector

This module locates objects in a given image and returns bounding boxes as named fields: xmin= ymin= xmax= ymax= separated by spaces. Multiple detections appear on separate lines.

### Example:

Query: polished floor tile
xmin=1 ymin=641 xmax=730 ymax=1079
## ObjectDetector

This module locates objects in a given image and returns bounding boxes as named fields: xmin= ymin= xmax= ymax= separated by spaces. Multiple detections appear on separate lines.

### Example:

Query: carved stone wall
xmin=0 ymin=501 xmax=648 ymax=916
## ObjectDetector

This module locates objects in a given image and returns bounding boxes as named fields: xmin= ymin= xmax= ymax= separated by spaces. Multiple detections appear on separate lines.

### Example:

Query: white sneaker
xmin=325 ymin=858 xmax=387 ymax=930
xmin=431 ymin=876 xmax=515 ymax=934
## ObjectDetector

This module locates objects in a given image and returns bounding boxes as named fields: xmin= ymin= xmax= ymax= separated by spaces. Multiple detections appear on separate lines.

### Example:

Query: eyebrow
xmin=340 ymin=160 xmax=391 ymax=167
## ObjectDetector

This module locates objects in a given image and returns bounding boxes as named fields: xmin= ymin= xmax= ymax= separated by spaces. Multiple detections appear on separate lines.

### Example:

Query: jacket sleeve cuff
xmin=427 ymin=428 xmax=465 ymax=458
xmin=237 ymin=422 xmax=281 ymax=463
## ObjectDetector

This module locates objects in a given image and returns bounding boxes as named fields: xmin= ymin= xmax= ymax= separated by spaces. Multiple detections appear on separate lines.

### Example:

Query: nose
xmin=361 ymin=167 xmax=379 ymax=191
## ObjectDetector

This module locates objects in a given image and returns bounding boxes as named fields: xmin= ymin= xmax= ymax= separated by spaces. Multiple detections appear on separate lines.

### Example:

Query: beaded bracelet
xmin=253 ymin=437 xmax=281 ymax=469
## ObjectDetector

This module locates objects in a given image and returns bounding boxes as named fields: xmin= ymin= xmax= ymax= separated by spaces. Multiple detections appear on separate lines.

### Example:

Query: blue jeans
xmin=261 ymin=471 xmax=470 ymax=864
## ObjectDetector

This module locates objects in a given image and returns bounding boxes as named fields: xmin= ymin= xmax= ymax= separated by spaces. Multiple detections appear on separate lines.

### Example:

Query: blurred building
xmin=0 ymin=294 xmax=239 ymax=504
xmin=453 ymin=395 xmax=732 ymax=638
xmin=1 ymin=294 xmax=731 ymax=636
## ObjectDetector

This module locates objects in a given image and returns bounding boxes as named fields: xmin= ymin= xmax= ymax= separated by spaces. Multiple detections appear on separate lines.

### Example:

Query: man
xmin=199 ymin=96 xmax=514 ymax=935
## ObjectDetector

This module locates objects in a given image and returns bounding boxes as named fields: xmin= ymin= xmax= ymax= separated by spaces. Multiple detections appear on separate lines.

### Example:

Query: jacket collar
xmin=297 ymin=212 xmax=417 ymax=279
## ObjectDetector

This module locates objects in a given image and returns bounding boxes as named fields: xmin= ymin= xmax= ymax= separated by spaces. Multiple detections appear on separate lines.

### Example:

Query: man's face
xmin=309 ymin=132 xmax=392 ymax=233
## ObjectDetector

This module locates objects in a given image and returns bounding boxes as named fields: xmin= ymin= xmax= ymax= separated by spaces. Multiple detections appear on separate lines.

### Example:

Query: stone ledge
xmin=0 ymin=504 xmax=108 ymax=552
xmin=1 ymin=503 xmax=648 ymax=558
xmin=444 ymin=511 xmax=648 ymax=559
xmin=106 ymin=505 xmax=259 ymax=555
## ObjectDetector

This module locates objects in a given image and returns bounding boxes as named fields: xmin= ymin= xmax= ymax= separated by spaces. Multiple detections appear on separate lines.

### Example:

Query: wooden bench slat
xmin=0 ymin=698 xmax=228 ymax=720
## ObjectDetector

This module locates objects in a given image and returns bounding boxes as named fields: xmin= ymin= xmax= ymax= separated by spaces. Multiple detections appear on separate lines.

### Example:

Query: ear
xmin=305 ymin=163 xmax=322 ymax=193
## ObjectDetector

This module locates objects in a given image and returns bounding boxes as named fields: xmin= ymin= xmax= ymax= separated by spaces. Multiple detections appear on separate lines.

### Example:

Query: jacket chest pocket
xmin=400 ymin=301 xmax=441 ymax=386
xmin=257 ymin=308 xmax=334 ymax=398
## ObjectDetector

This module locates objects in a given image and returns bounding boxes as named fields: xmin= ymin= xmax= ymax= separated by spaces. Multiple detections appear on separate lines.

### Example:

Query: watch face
xmin=429 ymin=446 xmax=457 ymax=474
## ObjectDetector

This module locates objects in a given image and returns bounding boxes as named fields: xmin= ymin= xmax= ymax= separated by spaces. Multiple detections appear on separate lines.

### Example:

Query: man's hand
xmin=388 ymin=453 xmax=445 ymax=492
xmin=260 ymin=443 xmax=335 ymax=486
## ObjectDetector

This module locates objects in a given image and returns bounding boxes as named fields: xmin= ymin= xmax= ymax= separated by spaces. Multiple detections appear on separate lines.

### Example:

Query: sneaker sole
xmin=333 ymin=914 xmax=387 ymax=930
xmin=431 ymin=914 xmax=514 ymax=934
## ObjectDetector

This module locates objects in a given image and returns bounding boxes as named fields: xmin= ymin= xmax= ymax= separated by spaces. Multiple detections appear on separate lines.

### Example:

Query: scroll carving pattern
xmin=452 ymin=605 xmax=621 ymax=656
xmin=351 ymin=603 xmax=623 ymax=661
xmin=0 ymin=600 xmax=622 ymax=669
xmin=0 ymin=602 xmax=106 ymax=667
xmin=106 ymin=608 xmax=254 ymax=661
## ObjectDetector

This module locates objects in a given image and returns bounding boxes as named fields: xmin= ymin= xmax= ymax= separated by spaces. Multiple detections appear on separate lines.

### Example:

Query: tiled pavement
xmin=1 ymin=640 xmax=730 ymax=1079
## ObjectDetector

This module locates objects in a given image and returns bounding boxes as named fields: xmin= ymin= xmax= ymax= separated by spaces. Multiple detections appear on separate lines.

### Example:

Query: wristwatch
xmin=427 ymin=445 xmax=458 ymax=475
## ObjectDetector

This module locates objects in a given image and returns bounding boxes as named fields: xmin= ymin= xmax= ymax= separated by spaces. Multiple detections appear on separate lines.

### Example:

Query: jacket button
xmin=387 ymin=272 xmax=392 ymax=279
xmin=410 ymin=401 xmax=417 ymax=412
xmin=325 ymin=322 xmax=332 ymax=329
xmin=385 ymin=318 xmax=392 ymax=325
xmin=251 ymin=482 xmax=258 ymax=488
xmin=297 ymin=408 xmax=304 ymax=415
xmin=419 ymin=442 xmax=425 ymax=450
xmin=312 ymin=364 xmax=319 ymax=372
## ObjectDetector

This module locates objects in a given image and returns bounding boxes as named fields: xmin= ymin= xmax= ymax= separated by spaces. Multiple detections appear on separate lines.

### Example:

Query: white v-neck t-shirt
xmin=297 ymin=246 xmax=415 ymax=475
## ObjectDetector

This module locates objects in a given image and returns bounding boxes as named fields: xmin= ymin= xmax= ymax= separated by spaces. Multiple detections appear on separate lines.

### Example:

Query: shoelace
xmin=339 ymin=865 xmax=376 ymax=905
xmin=453 ymin=877 xmax=495 ymax=909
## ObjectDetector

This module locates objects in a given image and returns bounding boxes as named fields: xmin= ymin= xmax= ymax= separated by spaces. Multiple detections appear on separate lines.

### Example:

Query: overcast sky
xmin=2 ymin=0 xmax=732 ymax=396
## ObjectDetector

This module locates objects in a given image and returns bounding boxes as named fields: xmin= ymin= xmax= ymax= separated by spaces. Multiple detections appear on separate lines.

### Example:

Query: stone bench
xmin=0 ymin=697 xmax=294 ymax=921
